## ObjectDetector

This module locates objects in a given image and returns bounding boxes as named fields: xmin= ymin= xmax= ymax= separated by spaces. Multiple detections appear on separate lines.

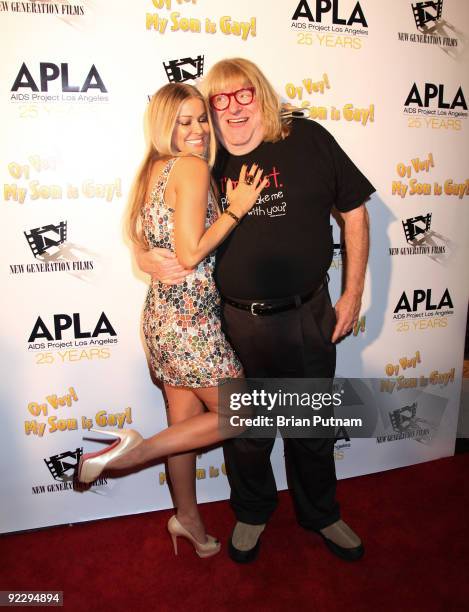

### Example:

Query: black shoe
xmin=317 ymin=519 xmax=364 ymax=562
xmin=228 ymin=522 xmax=265 ymax=564
xmin=228 ymin=536 xmax=261 ymax=563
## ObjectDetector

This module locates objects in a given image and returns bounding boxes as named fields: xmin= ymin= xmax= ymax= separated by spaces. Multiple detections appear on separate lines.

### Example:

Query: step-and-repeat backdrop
xmin=1 ymin=0 xmax=468 ymax=533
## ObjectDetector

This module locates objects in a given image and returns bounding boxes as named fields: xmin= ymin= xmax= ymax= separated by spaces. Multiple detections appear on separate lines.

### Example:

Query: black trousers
xmin=221 ymin=285 xmax=340 ymax=531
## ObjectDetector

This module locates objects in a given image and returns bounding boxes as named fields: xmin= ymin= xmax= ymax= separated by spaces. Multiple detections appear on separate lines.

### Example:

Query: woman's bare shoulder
xmin=170 ymin=155 xmax=210 ymax=192
xmin=173 ymin=154 xmax=209 ymax=174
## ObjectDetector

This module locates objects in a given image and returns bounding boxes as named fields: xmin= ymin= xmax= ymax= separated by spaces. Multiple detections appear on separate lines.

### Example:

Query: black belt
xmin=223 ymin=281 xmax=325 ymax=316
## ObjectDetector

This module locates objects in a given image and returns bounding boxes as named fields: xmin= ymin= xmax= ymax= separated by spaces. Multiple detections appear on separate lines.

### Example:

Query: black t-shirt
xmin=213 ymin=118 xmax=375 ymax=300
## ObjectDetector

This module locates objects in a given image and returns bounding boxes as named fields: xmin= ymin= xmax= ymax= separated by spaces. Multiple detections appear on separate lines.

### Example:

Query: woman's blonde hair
xmin=126 ymin=83 xmax=217 ymax=247
xmin=201 ymin=58 xmax=291 ymax=143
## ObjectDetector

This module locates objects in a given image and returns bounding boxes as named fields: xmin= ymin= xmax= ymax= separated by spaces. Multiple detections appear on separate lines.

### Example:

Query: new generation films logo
xmin=388 ymin=213 xmax=453 ymax=263
xmin=403 ymin=213 xmax=431 ymax=243
xmin=0 ymin=1 xmax=85 ymax=19
xmin=145 ymin=55 xmax=205 ymax=102
xmin=44 ymin=447 xmax=83 ymax=482
xmin=31 ymin=447 xmax=107 ymax=495
xmin=25 ymin=221 xmax=67 ymax=257
xmin=163 ymin=54 xmax=204 ymax=83
xmin=377 ymin=397 xmax=446 ymax=446
xmin=412 ymin=0 xmax=442 ymax=30
xmin=377 ymin=403 xmax=431 ymax=444
xmin=9 ymin=220 xmax=98 ymax=280
xmin=397 ymin=0 xmax=461 ymax=53
xmin=10 ymin=61 xmax=109 ymax=103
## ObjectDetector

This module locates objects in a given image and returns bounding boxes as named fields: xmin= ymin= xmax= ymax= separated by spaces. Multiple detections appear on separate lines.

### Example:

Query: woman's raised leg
xmin=106 ymin=381 xmax=243 ymax=470
xmin=165 ymin=385 xmax=207 ymax=543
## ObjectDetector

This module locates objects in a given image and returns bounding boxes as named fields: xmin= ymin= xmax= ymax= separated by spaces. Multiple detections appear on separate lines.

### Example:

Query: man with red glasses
xmin=137 ymin=58 xmax=374 ymax=564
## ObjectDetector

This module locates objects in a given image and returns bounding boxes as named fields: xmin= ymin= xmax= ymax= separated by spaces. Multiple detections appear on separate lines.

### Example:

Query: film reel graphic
xmin=44 ymin=448 xmax=83 ymax=482
xmin=402 ymin=214 xmax=432 ymax=243
xmin=163 ymin=55 xmax=204 ymax=83
xmin=412 ymin=1 xmax=443 ymax=31
xmin=24 ymin=221 xmax=67 ymax=258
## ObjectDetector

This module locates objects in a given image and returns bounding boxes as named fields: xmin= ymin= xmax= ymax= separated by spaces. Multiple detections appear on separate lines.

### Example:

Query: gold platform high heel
xmin=77 ymin=428 xmax=143 ymax=484
xmin=167 ymin=515 xmax=221 ymax=558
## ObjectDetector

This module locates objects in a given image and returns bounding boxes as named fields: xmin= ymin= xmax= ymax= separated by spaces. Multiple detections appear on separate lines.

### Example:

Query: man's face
xmin=210 ymin=79 xmax=265 ymax=156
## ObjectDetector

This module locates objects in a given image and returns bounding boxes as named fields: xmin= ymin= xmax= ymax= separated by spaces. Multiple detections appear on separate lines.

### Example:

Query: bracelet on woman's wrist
xmin=223 ymin=207 xmax=240 ymax=225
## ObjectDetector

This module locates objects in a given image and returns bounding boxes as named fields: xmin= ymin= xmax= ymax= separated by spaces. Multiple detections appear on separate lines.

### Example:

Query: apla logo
xmin=404 ymin=82 xmax=467 ymax=110
xmin=291 ymin=0 xmax=368 ymax=26
xmin=10 ymin=62 xmax=108 ymax=103
xmin=163 ymin=55 xmax=204 ymax=83
xmin=393 ymin=288 xmax=453 ymax=314
xmin=12 ymin=62 xmax=106 ymax=92
xmin=28 ymin=312 xmax=117 ymax=342
xmin=330 ymin=228 xmax=345 ymax=271
xmin=334 ymin=426 xmax=351 ymax=459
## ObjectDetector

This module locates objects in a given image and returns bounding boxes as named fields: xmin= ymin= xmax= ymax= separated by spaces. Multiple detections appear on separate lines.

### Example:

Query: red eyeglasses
xmin=209 ymin=87 xmax=255 ymax=111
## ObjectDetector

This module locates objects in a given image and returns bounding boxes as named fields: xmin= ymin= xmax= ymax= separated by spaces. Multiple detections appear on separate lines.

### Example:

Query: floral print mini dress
xmin=141 ymin=157 xmax=242 ymax=387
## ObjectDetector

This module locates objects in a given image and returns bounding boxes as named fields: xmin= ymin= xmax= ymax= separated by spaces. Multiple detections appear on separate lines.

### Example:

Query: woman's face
xmin=171 ymin=97 xmax=210 ymax=156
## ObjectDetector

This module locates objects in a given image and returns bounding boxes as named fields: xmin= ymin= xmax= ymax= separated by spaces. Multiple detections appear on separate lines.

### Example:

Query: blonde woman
xmin=78 ymin=83 xmax=267 ymax=557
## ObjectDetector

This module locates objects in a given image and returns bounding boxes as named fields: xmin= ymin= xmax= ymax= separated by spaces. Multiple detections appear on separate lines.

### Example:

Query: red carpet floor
xmin=1 ymin=454 xmax=468 ymax=612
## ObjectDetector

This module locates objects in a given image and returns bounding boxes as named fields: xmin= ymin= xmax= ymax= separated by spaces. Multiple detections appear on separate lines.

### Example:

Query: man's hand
xmin=134 ymin=246 xmax=192 ymax=284
xmin=332 ymin=291 xmax=362 ymax=343
xmin=331 ymin=204 xmax=369 ymax=343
